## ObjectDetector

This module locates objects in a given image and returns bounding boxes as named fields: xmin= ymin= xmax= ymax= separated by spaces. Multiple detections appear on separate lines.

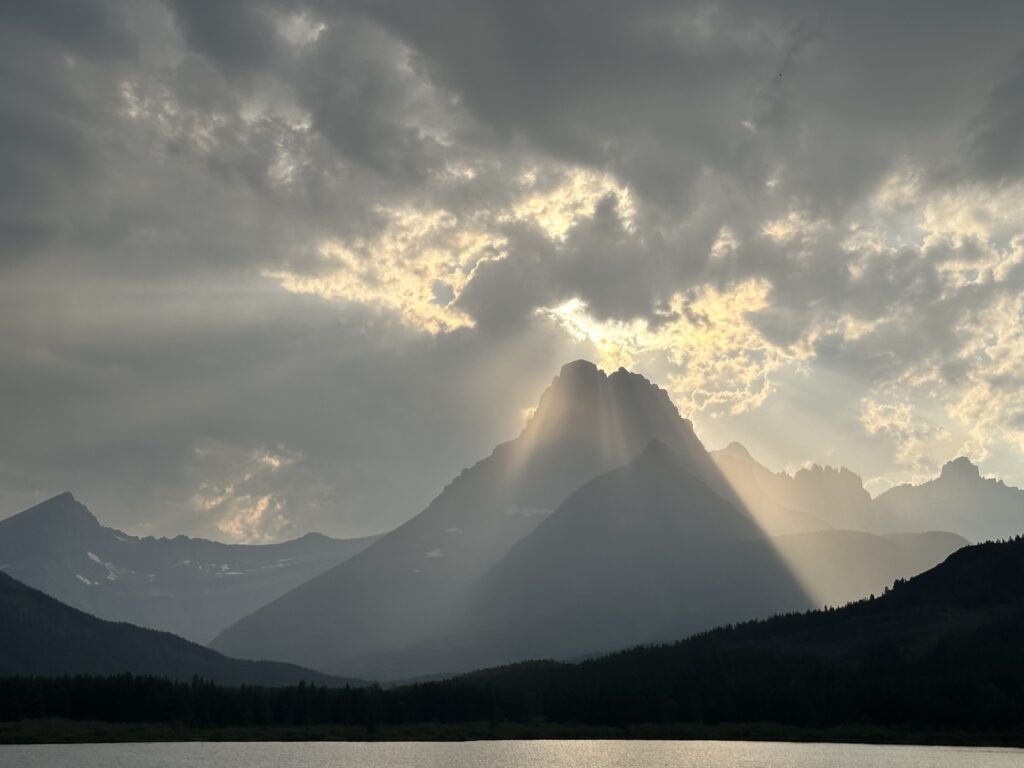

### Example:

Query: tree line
xmin=4 ymin=535 xmax=1024 ymax=734
xmin=2 ymin=623 xmax=1022 ymax=734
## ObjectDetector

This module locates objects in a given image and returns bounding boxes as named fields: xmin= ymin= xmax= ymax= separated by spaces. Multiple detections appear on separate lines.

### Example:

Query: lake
xmin=2 ymin=740 xmax=1021 ymax=767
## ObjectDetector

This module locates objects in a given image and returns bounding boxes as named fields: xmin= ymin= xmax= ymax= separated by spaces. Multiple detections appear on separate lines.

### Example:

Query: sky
xmin=1 ymin=0 xmax=1023 ymax=542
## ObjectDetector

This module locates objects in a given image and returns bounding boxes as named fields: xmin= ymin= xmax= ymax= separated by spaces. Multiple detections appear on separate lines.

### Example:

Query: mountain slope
xmin=0 ymin=571 xmax=361 ymax=687
xmin=768 ymin=528 xmax=967 ymax=607
xmin=7 ymin=537 xmax=1022 ymax=736
xmin=873 ymin=457 xmax=1024 ymax=542
xmin=374 ymin=445 xmax=965 ymax=679
xmin=212 ymin=360 xmax=741 ymax=675
xmin=711 ymin=442 xmax=876 ymax=533
xmin=379 ymin=535 xmax=1024 ymax=732
xmin=0 ymin=493 xmax=379 ymax=643
xmin=387 ymin=440 xmax=810 ymax=677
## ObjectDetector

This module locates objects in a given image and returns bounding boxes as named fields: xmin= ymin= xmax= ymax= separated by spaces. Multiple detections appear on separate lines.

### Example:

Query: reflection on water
xmin=3 ymin=740 xmax=1022 ymax=768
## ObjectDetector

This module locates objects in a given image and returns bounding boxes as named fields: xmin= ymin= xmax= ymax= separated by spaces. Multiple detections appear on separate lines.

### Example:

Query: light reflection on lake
xmin=3 ymin=740 xmax=1022 ymax=768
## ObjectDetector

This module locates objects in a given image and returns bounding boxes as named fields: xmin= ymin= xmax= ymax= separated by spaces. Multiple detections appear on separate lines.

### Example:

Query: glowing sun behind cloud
xmin=538 ymin=279 xmax=811 ymax=418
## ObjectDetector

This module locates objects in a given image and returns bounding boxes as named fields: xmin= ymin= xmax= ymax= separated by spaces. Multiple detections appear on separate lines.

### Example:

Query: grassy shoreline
xmin=2 ymin=719 xmax=1023 ymax=747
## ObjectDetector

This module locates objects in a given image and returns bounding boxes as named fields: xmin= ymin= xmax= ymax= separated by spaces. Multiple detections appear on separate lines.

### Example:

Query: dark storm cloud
xmin=166 ymin=0 xmax=285 ymax=73
xmin=968 ymin=55 xmax=1024 ymax=182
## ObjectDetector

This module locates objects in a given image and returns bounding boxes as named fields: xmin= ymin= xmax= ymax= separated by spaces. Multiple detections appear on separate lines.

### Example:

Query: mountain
xmin=16 ymin=535 xmax=1019 ymax=737
xmin=768 ymin=529 xmax=967 ymax=606
xmin=0 ymin=570 xmax=362 ymax=687
xmin=212 ymin=360 xmax=743 ymax=675
xmin=214 ymin=361 xmax=969 ymax=679
xmin=711 ymin=442 xmax=876 ymax=533
xmin=389 ymin=440 xmax=811 ymax=677
xmin=0 ymin=492 xmax=379 ymax=643
xmin=369 ymin=535 xmax=1024 ymax=734
xmin=873 ymin=457 xmax=1024 ymax=542
xmin=373 ymin=444 xmax=965 ymax=679
xmin=713 ymin=443 xmax=1024 ymax=543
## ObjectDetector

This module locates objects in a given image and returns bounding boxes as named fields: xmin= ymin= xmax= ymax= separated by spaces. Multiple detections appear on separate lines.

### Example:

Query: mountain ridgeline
xmin=1 ymin=359 xmax=1018 ymax=689
xmin=211 ymin=360 xmax=743 ymax=678
xmin=0 ymin=493 xmax=379 ymax=643
xmin=7 ymin=535 xmax=1024 ymax=739
xmin=212 ymin=361 xmax=975 ymax=680
xmin=874 ymin=456 xmax=1024 ymax=542
xmin=0 ymin=570 xmax=362 ymax=687
xmin=711 ymin=441 xmax=1024 ymax=543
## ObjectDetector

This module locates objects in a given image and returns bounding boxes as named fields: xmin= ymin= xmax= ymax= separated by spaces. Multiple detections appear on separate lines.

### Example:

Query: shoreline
xmin=3 ymin=719 xmax=1023 ymax=747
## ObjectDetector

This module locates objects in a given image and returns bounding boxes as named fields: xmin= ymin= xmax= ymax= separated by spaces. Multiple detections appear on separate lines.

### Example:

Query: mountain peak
xmin=940 ymin=456 xmax=981 ymax=481
xmin=6 ymin=492 xmax=99 ymax=528
xmin=721 ymin=441 xmax=753 ymax=460
xmin=528 ymin=360 xmax=696 ymax=452
xmin=558 ymin=358 xmax=601 ymax=377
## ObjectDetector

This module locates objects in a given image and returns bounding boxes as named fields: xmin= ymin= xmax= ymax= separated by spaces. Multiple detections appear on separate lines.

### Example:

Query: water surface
xmin=3 ymin=740 xmax=1021 ymax=767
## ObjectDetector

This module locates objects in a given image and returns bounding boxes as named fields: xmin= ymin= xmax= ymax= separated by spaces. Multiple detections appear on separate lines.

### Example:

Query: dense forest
xmin=3 ymin=537 xmax=1024 ymax=736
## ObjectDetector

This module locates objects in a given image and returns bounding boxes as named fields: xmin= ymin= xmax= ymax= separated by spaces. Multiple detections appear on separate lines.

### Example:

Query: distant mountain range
xmin=874 ymin=456 xmax=1024 ymax=542
xmin=2 ymin=359 xmax=1018 ymax=685
xmin=212 ymin=361 xmax=972 ymax=680
xmin=711 ymin=441 xmax=874 ymax=533
xmin=0 ymin=493 xmax=379 ymax=643
xmin=712 ymin=441 xmax=1024 ymax=543
xmin=0 ymin=570 xmax=362 ymax=687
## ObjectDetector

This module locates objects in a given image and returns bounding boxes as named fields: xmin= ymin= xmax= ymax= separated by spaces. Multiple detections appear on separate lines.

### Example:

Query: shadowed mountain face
xmin=384 ymin=441 xmax=811 ymax=677
xmin=0 ymin=571 xmax=362 ymax=687
xmin=873 ymin=457 xmax=1024 ymax=542
xmin=768 ymin=529 xmax=967 ymax=607
xmin=211 ymin=360 xmax=744 ymax=675
xmin=0 ymin=493 xmax=379 ymax=643
xmin=365 ymin=537 xmax=1024 ymax=734
xmin=362 ymin=444 xmax=965 ymax=679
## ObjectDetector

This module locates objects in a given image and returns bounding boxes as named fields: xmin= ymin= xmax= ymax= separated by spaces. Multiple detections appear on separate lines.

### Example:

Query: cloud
xmin=266 ymin=207 xmax=497 ymax=333
xmin=265 ymin=166 xmax=632 ymax=333
xmin=859 ymin=396 xmax=952 ymax=478
xmin=186 ymin=441 xmax=305 ymax=542
xmin=3 ymin=0 xmax=1024 ymax=537
xmin=540 ymin=279 xmax=811 ymax=417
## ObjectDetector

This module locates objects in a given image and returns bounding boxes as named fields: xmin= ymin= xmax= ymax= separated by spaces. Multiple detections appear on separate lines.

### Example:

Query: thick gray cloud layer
xmin=1 ymin=1 xmax=1022 ymax=539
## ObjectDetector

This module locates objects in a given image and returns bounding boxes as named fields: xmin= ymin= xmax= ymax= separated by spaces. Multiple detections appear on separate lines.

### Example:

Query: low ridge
xmin=0 ymin=570 xmax=363 ymax=687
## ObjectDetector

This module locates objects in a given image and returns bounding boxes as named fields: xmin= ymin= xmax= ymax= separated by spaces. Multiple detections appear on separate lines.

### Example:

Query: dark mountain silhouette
xmin=384 ymin=534 xmax=1024 ymax=731
xmin=0 ymin=570 xmax=362 ymax=687
xmin=384 ymin=440 xmax=810 ymax=678
xmin=367 ymin=445 xmax=964 ymax=679
xmin=212 ymin=360 xmax=742 ymax=675
xmin=874 ymin=457 xmax=1024 ymax=542
xmin=0 ymin=492 xmax=379 ymax=643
